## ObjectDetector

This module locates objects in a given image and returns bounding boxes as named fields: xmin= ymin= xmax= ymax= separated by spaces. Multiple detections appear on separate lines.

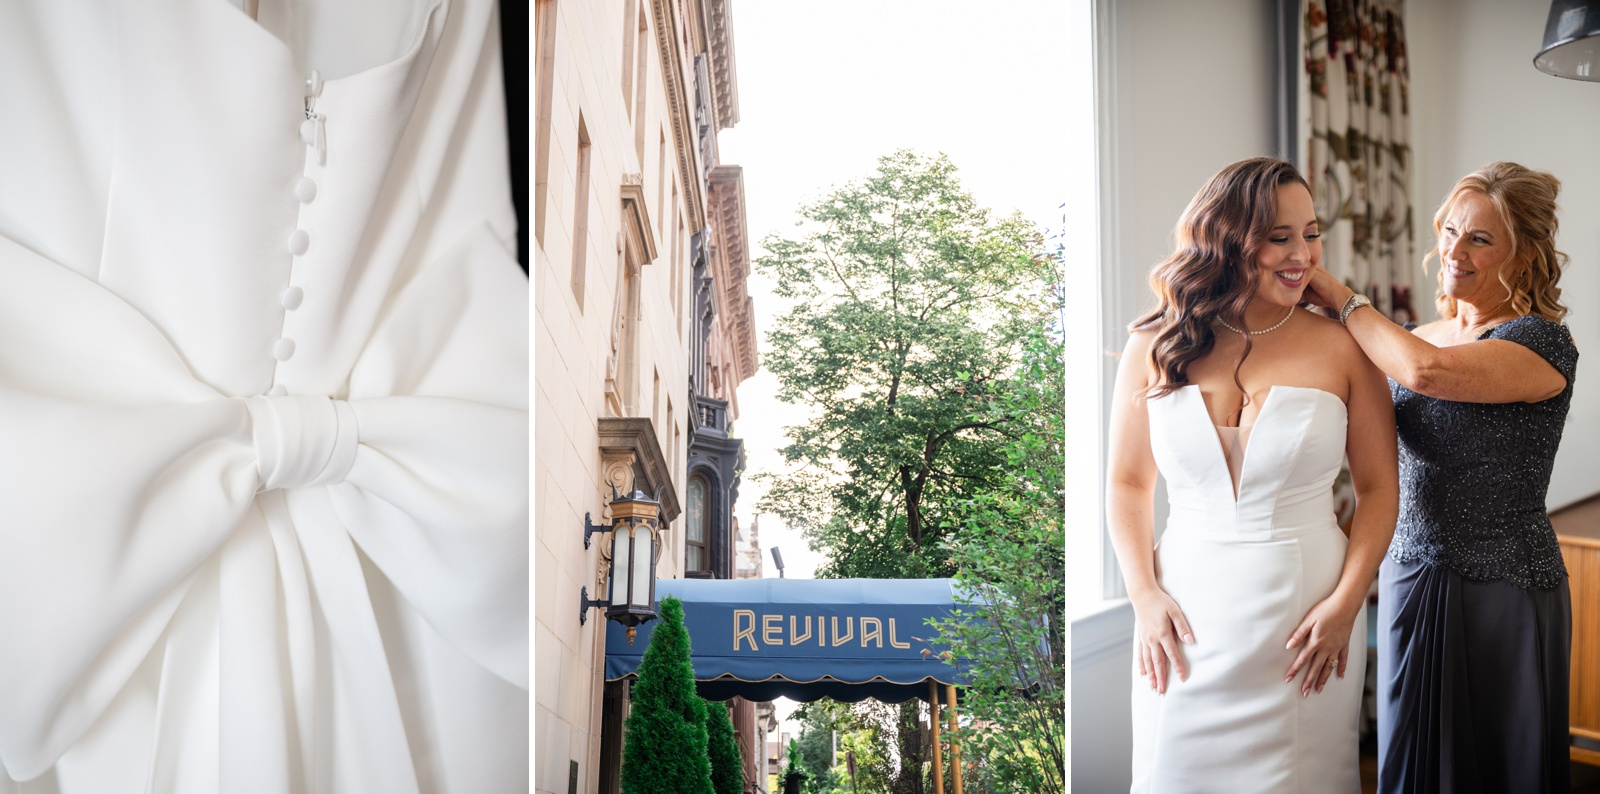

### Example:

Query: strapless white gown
xmin=1131 ymin=385 xmax=1364 ymax=793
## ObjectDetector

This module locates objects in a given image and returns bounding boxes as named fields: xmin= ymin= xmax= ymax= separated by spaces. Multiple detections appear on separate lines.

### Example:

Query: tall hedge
xmin=706 ymin=700 xmax=744 ymax=794
xmin=621 ymin=596 xmax=713 ymax=794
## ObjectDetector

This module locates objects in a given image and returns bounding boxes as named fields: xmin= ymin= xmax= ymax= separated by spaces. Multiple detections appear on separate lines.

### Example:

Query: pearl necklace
xmin=1217 ymin=305 xmax=1296 ymax=335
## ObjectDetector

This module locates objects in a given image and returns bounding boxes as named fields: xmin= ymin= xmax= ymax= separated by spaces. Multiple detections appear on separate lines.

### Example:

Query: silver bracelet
xmin=1339 ymin=293 xmax=1372 ymax=326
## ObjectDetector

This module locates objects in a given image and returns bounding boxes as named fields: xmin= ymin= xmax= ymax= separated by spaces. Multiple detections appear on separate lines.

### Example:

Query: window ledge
xmin=1070 ymin=598 xmax=1132 ymax=666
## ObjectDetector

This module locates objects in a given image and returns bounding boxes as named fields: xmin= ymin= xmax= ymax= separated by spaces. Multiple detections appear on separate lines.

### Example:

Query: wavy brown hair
xmin=1426 ymin=162 xmax=1568 ymax=323
xmin=1133 ymin=157 xmax=1310 ymax=403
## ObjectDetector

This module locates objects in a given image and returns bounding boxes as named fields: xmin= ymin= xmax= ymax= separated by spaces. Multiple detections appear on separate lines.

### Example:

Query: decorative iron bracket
xmin=579 ymin=585 xmax=611 ymax=625
xmin=583 ymin=512 xmax=611 ymax=549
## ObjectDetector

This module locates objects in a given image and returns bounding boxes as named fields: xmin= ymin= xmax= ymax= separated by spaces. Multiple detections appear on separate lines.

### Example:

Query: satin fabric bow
xmin=0 ymin=232 xmax=528 ymax=785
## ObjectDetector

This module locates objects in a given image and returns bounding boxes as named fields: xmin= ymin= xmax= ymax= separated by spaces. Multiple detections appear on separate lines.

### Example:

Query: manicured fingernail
xmin=1183 ymin=633 xmax=1194 ymax=644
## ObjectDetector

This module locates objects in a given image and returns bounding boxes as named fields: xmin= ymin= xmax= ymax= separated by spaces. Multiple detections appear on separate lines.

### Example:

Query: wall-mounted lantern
xmin=580 ymin=486 xmax=663 ymax=644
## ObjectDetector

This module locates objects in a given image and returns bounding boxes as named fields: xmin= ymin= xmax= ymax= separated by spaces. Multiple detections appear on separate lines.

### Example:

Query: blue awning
xmin=604 ymin=578 xmax=972 ymax=703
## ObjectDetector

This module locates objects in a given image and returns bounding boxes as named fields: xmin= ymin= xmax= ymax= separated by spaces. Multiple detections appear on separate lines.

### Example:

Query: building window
xmin=620 ymin=0 xmax=638 ymax=114
xmin=533 ymin=0 xmax=557 ymax=245
xmin=633 ymin=6 xmax=649 ymax=166
xmin=1066 ymin=0 xmax=1106 ymax=615
xmin=656 ymin=130 xmax=667 ymax=239
xmin=686 ymin=475 xmax=708 ymax=574
xmin=571 ymin=115 xmax=592 ymax=308
xmin=672 ymin=183 xmax=683 ymax=337
xmin=606 ymin=248 xmax=642 ymax=416
xmin=675 ymin=210 xmax=685 ymax=338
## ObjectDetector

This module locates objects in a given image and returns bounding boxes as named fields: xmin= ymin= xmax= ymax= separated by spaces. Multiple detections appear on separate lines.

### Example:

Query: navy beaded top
xmin=1388 ymin=315 xmax=1578 ymax=590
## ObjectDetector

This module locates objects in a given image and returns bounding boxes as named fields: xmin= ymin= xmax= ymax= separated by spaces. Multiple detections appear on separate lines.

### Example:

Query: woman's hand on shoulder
xmin=1303 ymin=267 xmax=1352 ymax=311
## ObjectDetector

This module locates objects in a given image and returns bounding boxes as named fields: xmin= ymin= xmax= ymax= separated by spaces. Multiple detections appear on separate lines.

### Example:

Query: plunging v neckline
xmin=1179 ymin=384 xmax=1347 ymax=504
xmin=1187 ymin=384 xmax=1279 ymax=504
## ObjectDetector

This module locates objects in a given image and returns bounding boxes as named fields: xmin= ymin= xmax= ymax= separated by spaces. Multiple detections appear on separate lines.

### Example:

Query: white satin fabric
xmin=1134 ymin=386 xmax=1363 ymax=794
xmin=0 ymin=1 xmax=528 ymax=792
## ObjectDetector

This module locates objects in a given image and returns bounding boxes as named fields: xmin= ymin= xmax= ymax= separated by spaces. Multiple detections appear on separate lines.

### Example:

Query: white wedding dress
xmin=0 ymin=1 xmax=526 ymax=791
xmin=1132 ymin=385 xmax=1363 ymax=793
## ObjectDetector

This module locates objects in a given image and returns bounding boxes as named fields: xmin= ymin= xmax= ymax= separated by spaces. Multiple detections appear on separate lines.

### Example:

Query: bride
xmin=1106 ymin=158 xmax=1399 ymax=792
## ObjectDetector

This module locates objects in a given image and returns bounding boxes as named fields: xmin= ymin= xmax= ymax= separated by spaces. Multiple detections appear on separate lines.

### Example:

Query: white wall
xmin=1073 ymin=0 xmax=1280 ymax=789
xmin=1071 ymin=602 xmax=1135 ymax=794
xmin=1407 ymin=0 xmax=1600 ymax=510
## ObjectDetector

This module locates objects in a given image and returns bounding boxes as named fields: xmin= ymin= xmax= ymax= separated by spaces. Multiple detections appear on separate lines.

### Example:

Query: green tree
xmin=706 ymin=700 xmax=744 ymax=794
xmin=794 ymin=714 xmax=842 ymax=793
xmin=754 ymin=149 xmax=1051 ymax=580
xmin=930 ymin=264 xmax=1066 ymax=794
xmin=621 ymin=596 xmax=713 ymax=794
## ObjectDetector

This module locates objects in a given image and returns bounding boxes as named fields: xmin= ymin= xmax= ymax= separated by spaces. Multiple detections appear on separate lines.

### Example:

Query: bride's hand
xmin=1130 ymin=586 xmax=1194 ymax=695
xmin=1283 ymin=597 xmax=1357 ymax=696
xmin=1301 ymin=267 xmax=1349 ymax=311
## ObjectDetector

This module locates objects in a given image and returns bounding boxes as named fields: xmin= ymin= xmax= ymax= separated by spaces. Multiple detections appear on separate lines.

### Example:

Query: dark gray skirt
xmin=1376 ymin=556 xmax=1572 ymax=793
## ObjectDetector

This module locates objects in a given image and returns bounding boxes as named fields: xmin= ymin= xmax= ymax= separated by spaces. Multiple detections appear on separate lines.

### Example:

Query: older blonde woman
xmin=1305 ymin=162 xmax=1577 ymax=794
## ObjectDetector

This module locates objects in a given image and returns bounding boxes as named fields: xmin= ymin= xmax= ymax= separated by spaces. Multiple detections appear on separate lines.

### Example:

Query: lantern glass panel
xmin=630 ymin=527 xmax=654 ymax=608
xmin=609 ymin=523 xmax=631 ymax=603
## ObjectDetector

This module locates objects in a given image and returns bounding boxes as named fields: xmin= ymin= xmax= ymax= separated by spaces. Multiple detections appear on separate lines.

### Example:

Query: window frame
xmin=685 ymin=472 xmax=710 ymax=575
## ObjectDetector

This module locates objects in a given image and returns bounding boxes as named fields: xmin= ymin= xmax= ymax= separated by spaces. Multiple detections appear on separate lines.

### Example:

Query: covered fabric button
xmin=281 ymin=286 xmax=304 ymax=310
xmin=294 ymin=177 xmax=317 ymax=204
xmin=287 ymin=230 xmax=309 ymax=256
xmin=272 ymin=338 xmax=296 ymax=361
xmin=306 ymin=69 xmax=324 ymax=97
xmin=244 ymin=395 xmax=359 ymax=492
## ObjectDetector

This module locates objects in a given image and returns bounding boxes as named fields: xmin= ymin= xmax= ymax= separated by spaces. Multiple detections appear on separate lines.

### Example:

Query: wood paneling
xmin=1554 ymin=495 xmax=1600 ymax=765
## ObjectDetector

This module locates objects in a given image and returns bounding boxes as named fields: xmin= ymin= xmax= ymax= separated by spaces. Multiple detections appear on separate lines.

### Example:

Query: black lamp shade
xmin=1536 ymin=0 xmax=1600 ymax=80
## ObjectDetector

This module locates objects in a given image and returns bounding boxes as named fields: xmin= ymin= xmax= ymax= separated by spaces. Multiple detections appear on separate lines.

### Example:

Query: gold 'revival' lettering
xmin=790 ymin=615 xmax=813 ymax=645
xmin=860 ymin=617 xmax=883 ymax=648
xmin=888 ymin=618 xmax=911 ymax=649
xmin=763 ymin=614 xmax=785 ymax=647
xmin=734 ymin=609 xmax=758 ymax=651
xmin=831 ymin=616 xmax=854 ymax=646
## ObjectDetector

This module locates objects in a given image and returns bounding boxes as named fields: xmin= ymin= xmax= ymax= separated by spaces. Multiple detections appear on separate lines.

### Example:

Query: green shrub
xmin=621 ymin=596 xmax=713 ymax=794
xmin=706 ymin=700 xmax=743 ymax=794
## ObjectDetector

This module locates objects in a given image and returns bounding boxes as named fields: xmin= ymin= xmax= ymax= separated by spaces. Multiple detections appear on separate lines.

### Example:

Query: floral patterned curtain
xmin=1305 ymin=0 xmax=1417 ymax=324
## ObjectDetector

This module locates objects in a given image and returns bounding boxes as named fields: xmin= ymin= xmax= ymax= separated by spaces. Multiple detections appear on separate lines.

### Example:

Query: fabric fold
xmin=245 ymin=396 xmax=360 ymax=492
xmin=0 ymin=228 xmax=526 ymax=779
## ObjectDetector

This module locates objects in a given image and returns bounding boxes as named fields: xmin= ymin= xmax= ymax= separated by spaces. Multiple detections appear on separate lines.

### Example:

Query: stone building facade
xmin=533 ymin=0 xmax=761 ymax=791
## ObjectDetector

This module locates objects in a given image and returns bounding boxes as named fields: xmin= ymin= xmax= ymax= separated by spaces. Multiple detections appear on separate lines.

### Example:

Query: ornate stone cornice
xmin=705 ymin=0 xmax=740 ymax=130
xmin=597 ymin=417 xmax=681 ymax=523
xmin=708 ymin=165 xmax=758 ymax=384
xmin=651 ymin=0 xmax=707 ymax=232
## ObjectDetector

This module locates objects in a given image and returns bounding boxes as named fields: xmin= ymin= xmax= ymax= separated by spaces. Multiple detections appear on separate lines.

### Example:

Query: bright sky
xmin=720 ymin=0 xmax=1075 ymax=585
